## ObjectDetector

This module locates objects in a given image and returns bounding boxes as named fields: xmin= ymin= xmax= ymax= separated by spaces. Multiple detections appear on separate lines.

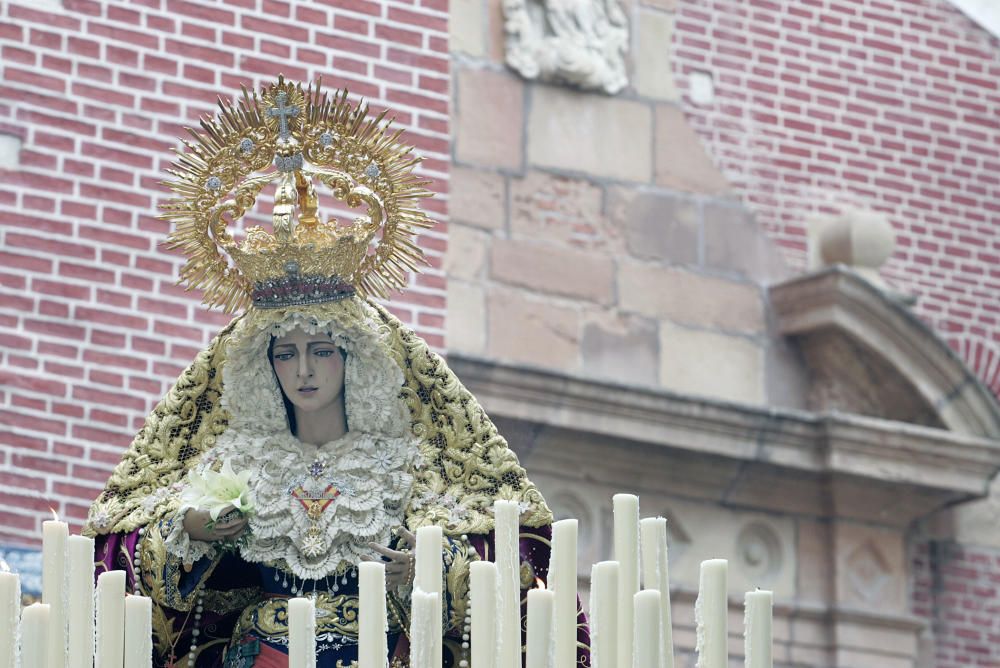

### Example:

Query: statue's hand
xmin=182 ymin=506 xmax=249 ymax=542
xmin=363 ymin=527 xmax=417 ymax=590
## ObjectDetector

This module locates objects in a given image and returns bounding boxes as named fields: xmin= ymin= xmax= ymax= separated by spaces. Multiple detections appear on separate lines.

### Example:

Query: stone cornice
xmin=447 ymin=354 xmax=1000 ymax=521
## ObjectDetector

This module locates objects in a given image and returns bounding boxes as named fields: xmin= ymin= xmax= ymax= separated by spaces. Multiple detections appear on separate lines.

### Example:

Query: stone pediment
xmin=769 ymin=266 xmax=1000 ymax=439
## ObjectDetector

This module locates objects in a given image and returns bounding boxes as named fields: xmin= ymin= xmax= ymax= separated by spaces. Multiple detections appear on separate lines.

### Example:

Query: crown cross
xmin=268 ymin=91 xmax=299 ymax=142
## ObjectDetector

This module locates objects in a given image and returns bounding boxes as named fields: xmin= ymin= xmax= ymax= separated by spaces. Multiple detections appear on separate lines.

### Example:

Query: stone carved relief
xmin=800 ymin=329 xmax=945 ymax=428
xmin=736 ymin=522 xmax=783 ymax=586
xmin=845 ymin=540 xmax=891 ymax=603
xmin=502 ymin=0 xmax=629 ymax=94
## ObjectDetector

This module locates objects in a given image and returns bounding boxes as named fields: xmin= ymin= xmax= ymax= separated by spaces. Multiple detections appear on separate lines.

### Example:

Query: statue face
xmin=270 ymin=328 xmax=345 ymax=416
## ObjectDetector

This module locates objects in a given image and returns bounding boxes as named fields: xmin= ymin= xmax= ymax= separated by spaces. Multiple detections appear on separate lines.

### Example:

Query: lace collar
xmin=205 ymin=427 xmax=416 ymax=580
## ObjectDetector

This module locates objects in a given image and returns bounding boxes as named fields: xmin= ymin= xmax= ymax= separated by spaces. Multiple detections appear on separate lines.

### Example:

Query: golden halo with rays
xmin=159 ymin=75 xmax=435 ymax=313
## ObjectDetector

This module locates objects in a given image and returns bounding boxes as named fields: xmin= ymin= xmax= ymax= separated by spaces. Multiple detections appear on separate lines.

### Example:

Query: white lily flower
xmin=180 ymin=458 xmax=255 ymax=521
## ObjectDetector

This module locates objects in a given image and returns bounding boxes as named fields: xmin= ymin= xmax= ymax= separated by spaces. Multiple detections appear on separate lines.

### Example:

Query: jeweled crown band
xmin=251 ymin=273 xmax=356 ymax=309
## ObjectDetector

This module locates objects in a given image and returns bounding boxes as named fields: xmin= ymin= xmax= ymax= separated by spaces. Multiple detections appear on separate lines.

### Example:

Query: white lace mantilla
xmin=164 ymin=302 xmax=420 ymax=580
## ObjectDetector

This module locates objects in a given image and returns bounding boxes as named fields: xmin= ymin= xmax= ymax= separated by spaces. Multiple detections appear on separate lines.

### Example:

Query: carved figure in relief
xmin=503 ymin=0 xmax=629 ymax=94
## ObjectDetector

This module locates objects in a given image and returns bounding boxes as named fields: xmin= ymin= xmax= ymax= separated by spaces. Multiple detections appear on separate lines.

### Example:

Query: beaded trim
xmin=251 ymin=273 xmax=356 ymax=309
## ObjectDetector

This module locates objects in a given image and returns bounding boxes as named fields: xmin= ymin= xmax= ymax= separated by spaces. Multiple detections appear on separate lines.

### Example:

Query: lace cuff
xmin=163 ymin=509 xmax=219 ymax=564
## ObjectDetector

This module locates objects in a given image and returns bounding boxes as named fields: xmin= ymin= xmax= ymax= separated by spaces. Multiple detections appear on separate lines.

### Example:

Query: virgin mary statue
xmin=81 ymin=78 xmax=590 ymax=667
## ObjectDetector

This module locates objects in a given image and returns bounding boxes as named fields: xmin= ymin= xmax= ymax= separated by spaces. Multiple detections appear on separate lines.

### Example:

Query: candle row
xmin=399 ymin=497 xmax=774 ymax=667
xmin=286 ymin=554 xmax=773 ymax=668
xmin=10 ymin=497 xmax=772 ymax=668
xmin=522 ymin=562 xmax=772 ymax=668
xmin=2 ymin=520 xmax=152 ymax=668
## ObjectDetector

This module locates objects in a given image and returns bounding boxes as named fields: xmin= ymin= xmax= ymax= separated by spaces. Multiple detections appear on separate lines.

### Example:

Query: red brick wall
xmin=0 ymin=0 xmax=449 ymax=542
xmin=673 ymin=2 xmax=1000 ymax=662
xmin=672 ymin=0 xmax=1000 ymax=396
xmin=913 ymin=540 xmax=1000 ymax=667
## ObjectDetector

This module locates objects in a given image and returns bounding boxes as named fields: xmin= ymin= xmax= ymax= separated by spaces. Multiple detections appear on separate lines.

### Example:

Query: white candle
xmin=67 ymin=536 xmax=95 ymax=668
xmin=550 ymin=519 xmax=577 ymax=668
xmin=640 ymin=517 xmax=674 ymax=668
xmin=43 ymin=518 xmax=68 ymax=668
xmin=414 ymin=526 xmax=443 ymax=667
xmin=96 ymin=570 xmax=125 ymax=668
xmin=21 ymin=602 xmax=50 ymax=667
xmin=633 ymin=590 xmax=661 ymax=668
xmin=470 ymin=561 xmax=498 ymax=668
xmin=415 ymin=526 xmax=443 ymax=594
xmin=123 ymin=595 xmax=152 ymax=668
xmin=696 ymin=559 xmax=728 ymax=668
xmin=589 ymin=561 xmax=617 ymax=668
xmin=358 ymin=562 xmax=388 ymax=668
xmin=288 ymin=597 xmax=316 ymax=668
xmin=613 ymin=494 xmax=639 ymax=668
xmin=410 ymin=589 xmax=439 ymax=668
xmin=525 ymin=587 xmax=554 ymax=668
xmin=495 ymin=500 xmax=521 ymax=668
xmin=0 ymin=570 xmax=19 ymax=668
xmin=744 ymin=590 xmax=773 ymax=668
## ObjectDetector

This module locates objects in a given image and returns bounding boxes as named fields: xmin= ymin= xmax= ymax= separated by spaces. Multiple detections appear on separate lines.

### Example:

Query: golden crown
xmin=160 ymin=76 xmax=434 ymax=313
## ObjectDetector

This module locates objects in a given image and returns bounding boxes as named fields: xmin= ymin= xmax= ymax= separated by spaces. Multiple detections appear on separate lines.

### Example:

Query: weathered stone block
xmin=609 ymin=187 xmax=698 ymax=264
xmin=835 ymin=622 xmax=918 ymax=658
xmin=0 ymin=134 xmax=22 ymax=169
xmin=488 ymin=287 xmax=581 ymax=370
xmin=447 ymin=280 xmax=487 ymax=355
xmin=581 ymin=312 xmax=659 ymax=386
xmin=619 ymin=262 xmax=765 ymax=334
xmin=654 ymin=105 xmax=730 ymax=194
xmin=765 ymin=336 xmax=810 ymax=410
xmin=450 ymin=165 xmax=506 ymax=230
xmin=487 ymin=0 xmax=505 ymax=63
xmin=634 ymin=9 xmax=679 ymax=101
xmin=703 ymin=200 xmax=791 ymax=281
xmin=658 ymin=321 xmax=764 ymax=404
xmin=835 ymin=649 xmax=913 ymax=668
xmin=795 ymin=519 xmax=832 ymax=604
xmin=490 ymin=239 xmax=616 ymax=304
xmin=510 ymin=171 xmax=614 ymax=250
xmin=450 ymin=0 xmax=486 ymax=57
xmin=445 ymin=223 xmax=490 ymax=281
xmin=528 ymin=85 xmax=652 ymax=182
xmin=455 ymin=68 xmax=524 ymax=170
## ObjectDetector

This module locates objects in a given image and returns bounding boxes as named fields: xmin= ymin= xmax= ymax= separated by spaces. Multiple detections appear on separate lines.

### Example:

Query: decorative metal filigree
xmin=161 ymin=76 xmax=434 ymax=313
